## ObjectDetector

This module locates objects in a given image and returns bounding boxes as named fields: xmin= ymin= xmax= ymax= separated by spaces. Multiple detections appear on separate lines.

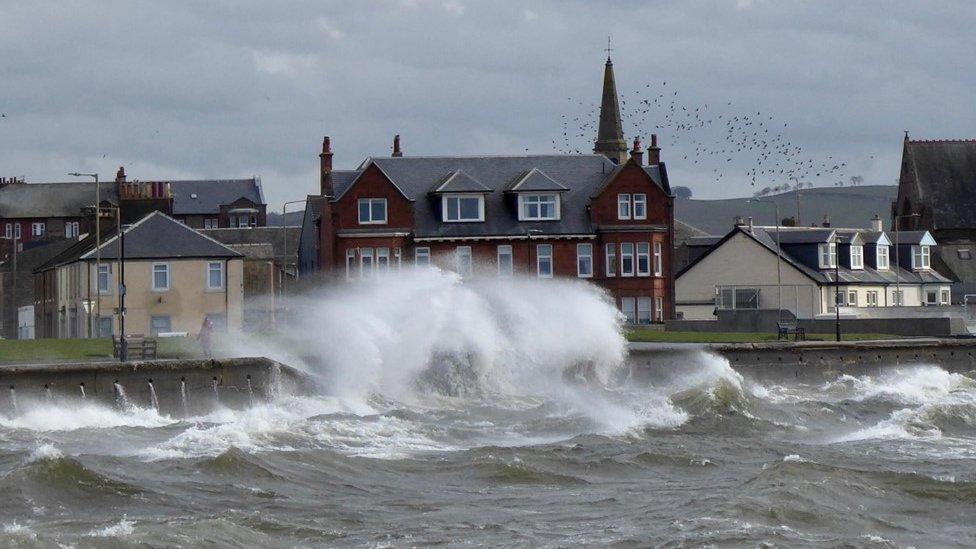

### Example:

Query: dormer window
xmin=912 ymin=245 xmax=931 ymax=270
xmin=519 ymin=194 xmax=559 ymax=221
xmin=819 ymin=242 xmax=837 ymax=269
xmin=876 ymin=245 xmax=889 ymax=270
xmin=850 ymin=245 xmax=864 ymax=269
xmin=443 ymin=194 xmax=484 ymax=222
xmin=358 ymin=198 xmax=387 ymax=225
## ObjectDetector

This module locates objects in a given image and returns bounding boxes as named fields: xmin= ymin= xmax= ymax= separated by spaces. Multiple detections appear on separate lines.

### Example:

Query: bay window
xmin=376 ymin=248 xmax=390 ymax=272
xmin=620 ymin=243 xmax=634 ymax=276
xmin=605 ymin=243 xmax=616 ymax=277
xmin=636 ymin=242 xmax=650 ymax=276
xmin=653 ymin=242 xmax=663 ymax=276
xmin=577 ymin=243 xmax=593 ymax=277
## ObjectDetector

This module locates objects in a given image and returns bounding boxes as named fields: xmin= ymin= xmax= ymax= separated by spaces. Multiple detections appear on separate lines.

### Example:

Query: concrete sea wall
xmin=627 ymin=339 xmax=976 ymax=382
xmin=0 ymin=357 xmax=310 ymax=416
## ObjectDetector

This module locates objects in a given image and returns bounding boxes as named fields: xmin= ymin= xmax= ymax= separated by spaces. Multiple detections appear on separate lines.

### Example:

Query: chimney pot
xmin=870 ymin=214 xmax=883 ymax=232
xmin=630 ymin=137 xmax=644 ymax=165
xmin=319 ymin=135 xmax=335 ymax=196
xmin=116 ymin=166 xmax=126 ymax=183
xmin=392 ymin=134 xmax=403 ymax=157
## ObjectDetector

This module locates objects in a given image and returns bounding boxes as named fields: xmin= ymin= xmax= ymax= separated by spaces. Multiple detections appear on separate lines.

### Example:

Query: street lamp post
xmin=893 ymin=213 xmax=921 ymax=308
xmin=1 ymin=232 xmax=19 ymax=337
xmin=834 ymin=237 xmax=842 ymax=342
xmin=749 ymin=198 xmax=783 ymax=321
xmin=69 ymin=172 xmax=100 ymax=337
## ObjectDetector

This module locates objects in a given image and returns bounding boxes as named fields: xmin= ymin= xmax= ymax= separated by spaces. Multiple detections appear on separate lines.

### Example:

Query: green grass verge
xmin=625 ymin=330 xmax=902 ymax=343
xmin=0 ymin=337 xmax=203 ymax=364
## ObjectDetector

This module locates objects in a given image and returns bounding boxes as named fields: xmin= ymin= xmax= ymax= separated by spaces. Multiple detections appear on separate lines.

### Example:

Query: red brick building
xmin=300 ymin=57 xmax=676 ymax=323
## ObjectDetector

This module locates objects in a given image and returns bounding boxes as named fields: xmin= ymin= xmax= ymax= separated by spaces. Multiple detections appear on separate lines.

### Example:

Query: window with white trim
xmin=536 ymin=244 xmax=553 ymax=278
xmin=31 ymin=222 xmax=45 ymax=237
xmin=819 ymin=242 xmax=837 ymax=268
xmin=633 ymin=194 xmax=647 ymax=220
xmin=654 ymin=296 xmax=664 ymax=321
xmin=926 ymin=289 xmax=938 ymax=305
xmin=358 ymin=198 xmax=387 ymax=225
xmin=376 ymin=248 xmax=390 ymax=273
xmin=360 ymin=248 xmax=374 ymax=275
xmin=653 ymin=241 xmax=663 ymax=276
xmin=636 ymin=297 xmax=651 ymax=325
xmin=892 ymin=289 xmax=904 ymax=306
xmin=519 ymin=194 xmax=559 ymax=221
xmin=152 ymin=263 xmax=170 ymax=291
xmin=98 ymin=264 xmax=111 ymax=294
xmin=456 ymin=246 xmax=472 ymax=276
xmin=443 ymin=195 xmax=484 ymax=222
xmin=941 ymin=289 xmax=950 ymax=305
xmin=346 ymin=249 xmax=357 ymax=278
xmin=617 ymin=194 xmax=631 ymax=220
xmin=621 ymin=297 xmax=636 ymax=324
xmin=415 ymin=247 xmax=430 ymax=266
xmin=577 ymin=243 xmax=593 ymax=277
xmin=66 ymin=221 xmax=80 ymax=238
xmin=636 ymin=242 xmax=650 ymax=276
xmin=847 ymin=290 xmax=858 ymax=306
xmin=620 ymin=243 xmax=634 ymax=276
xmin=866 ymin=291 xmax=878 ymax=307
xmin=605 ymin=243 xmax=616 ymax=277
xmin=13 ymin=224 xmax=20 ymax=239
xmin=497 ymin=245 xmax=513 ymax=276
xmin=207 ymin=261 xmax=224 ymax=290
xmin=876 ymin=245 xmax=889 ymax=270
xmin=3 ymin=223 xmax=10 ymax=239
xmin=850 ymin=245 xmax=864 ymax=269
xmin=204 ymin=218 xmax=219 ymax=229
xmin=912 ymin=245 xmax=930 ymax=270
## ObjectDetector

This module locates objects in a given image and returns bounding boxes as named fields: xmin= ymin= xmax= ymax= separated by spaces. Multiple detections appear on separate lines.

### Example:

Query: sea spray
xmin=113 ymin=382 xmax=130 ymax=410
xmin=9 ymin=386 xmax=17 ymax=415
xmin=180 ymin=378 xmax=189 ymax=416
xmin=148 ymin=380 xmax=160 ymax=412
xmin=79 ymin=383 xmax=86 ymax=400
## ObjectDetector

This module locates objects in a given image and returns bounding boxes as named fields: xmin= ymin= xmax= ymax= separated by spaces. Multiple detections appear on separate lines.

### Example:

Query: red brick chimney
xmin=646 ymin=134 xmax=661 ymax=165
xmin=115 ymin=166 xmax=126 ymax=183
xmin=392 ymin=134 xmax=403 ymax=157
xmin=630 ymin=137 xmax=644 ymax=165
xmin=319 ymin=136 xmax=334 ymax=196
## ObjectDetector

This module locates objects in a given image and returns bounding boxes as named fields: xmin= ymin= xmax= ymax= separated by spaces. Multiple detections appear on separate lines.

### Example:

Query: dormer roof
xmin=506 ymin=168 xmax=568 ymax=192
xmin=430 ymin=170 xmax=492 ymax=194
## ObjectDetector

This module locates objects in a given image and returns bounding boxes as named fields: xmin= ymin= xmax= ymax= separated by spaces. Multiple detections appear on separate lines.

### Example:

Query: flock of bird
xmin=554 ymin=80 xmax=855 ymax=193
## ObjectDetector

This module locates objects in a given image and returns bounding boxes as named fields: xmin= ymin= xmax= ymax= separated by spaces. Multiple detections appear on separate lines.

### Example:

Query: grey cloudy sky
xmin=1 ymin=1 xmax=974 ymax=208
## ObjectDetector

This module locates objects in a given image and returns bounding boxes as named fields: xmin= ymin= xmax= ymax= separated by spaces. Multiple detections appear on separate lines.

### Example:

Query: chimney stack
xmin=392 ymin=134 xmax=403 ymax=157
xmin=870 ymin=214 xmax=883 ymax=232
xmin=115 ymin=166 xmax=126 ymax=183
xmin=630 ymin=137 xmax=644 ymax=165
xmin=319 ymin=136 xmax=334 ymax=196
xmin=646 ymin=134 xmax=661 ymax=165
xmin=822 ymin=214 xmax=831 ymax=228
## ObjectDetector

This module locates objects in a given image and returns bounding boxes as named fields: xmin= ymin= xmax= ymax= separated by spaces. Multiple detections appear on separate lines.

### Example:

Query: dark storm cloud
xmin=1 ymin=1 xmax=974 ymax=207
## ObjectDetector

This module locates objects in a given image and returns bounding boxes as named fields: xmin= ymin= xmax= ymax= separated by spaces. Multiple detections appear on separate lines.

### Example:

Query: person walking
xmin=198 ymin=317 xmax=214 ymax=358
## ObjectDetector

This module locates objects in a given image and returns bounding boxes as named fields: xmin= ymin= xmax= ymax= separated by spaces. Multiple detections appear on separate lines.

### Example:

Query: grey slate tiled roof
xmin=890 ymin=230 xmax=934 ymax=245
xmin=169 ymin=178 xmax=264 ymax=215
xmin=0 ymin=182 xmax=117 ymax=218
xmin=431 ymin=170 xmax=492 ymax=193
xmin=905 ymin=140 xmax=976 ymax=230
xmin=776 ymin=229 xmax=835 ymax=244
xmin=330 ymin=155 xmax=670 ymax=239
xmin=507 ymin=168 xmax=569 ymax=192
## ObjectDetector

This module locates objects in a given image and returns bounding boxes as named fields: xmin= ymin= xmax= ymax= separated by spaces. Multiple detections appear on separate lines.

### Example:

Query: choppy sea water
xmin=1 ymin=355 xmax=975 ymax=547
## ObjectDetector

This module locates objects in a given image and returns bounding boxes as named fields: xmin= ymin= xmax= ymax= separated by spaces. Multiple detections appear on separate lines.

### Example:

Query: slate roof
xmin=890 ymin=230 xmax=936 ymax=245
xmin=507 ymin=168 xmax=568 ymax=192
xmin=331 ymin=155 xmax=670 ymax=239
xmin=36 ymin=211 xmax=241 ymax=271
xmin=904 ymin=140 xmax=976 ymax=230
xmin=168 ymin=178 xmax=264 ymax=215
xmin=0 ymin=182 xmax=117 ymax=218
xmin=776 ymin=229 xmax=835 ymax=244
xmin=431 ymin=170 xmax=492 ymax=193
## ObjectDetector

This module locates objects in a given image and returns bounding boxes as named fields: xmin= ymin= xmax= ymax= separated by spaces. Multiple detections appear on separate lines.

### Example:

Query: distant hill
xmin=676 ymin=185 xmax=897 ymax=235
xmin=267 ymin=210 xmax=306 ymax=227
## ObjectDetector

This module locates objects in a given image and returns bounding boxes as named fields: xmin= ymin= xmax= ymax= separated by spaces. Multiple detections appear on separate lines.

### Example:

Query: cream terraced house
xmin=34 ymin=211 xmax=244 ymax=338
xmin=676 ymin=222 xmax=952 ymax=320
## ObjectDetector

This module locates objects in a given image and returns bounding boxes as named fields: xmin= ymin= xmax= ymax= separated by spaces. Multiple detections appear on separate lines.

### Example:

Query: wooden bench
xmin=776 ymin=322 xmax=805 ymax=341
xmin=113 ymin=334 xmax=158 ymax=360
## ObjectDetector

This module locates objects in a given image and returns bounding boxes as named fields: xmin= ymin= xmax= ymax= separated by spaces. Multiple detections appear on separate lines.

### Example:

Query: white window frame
xmin=654 ymin=296 xmax=664 ymax=321
xmin=876 ymin=245 xmax=889 ymax=270
xmin=456 ymin=245 xmax=472 ymax=276
xmin=3 ymin=223 xmax=10 ymax=239
xmin=536 ymin=244 xmax=553 ymax=278
xmin=346 ymin=249 xmax=357 ymax=278
xmin=497 ymin=245 xmax=513 ymax=276
xmin=941 ymin=289 xmax=950 ymax=305
xmin=442 ymin=194 xmax=485 ymax=223
xmin=206 ymin=261 xmax=224 ymax=290
xmin=360 ymin=248 xmax=374 ymax=275
xmin=152 ymin=263 xmax=170 ymax=292
xmin=13 ymin=224 xmax=20 ymax=239
xmin=847 ymin=290 xmax=858 ymax=307
xmin=357 ymin=198 xmax=388 ymax=225
xmin=636 ymin=297 xmax=652 ymax=325
xmin=31 ymin=222 xmax=45 ymax=237
xmin=376 ymin=247 xmax=390 ymax=273
xmin=66 ymin=221 xmax=80 ymax=238
xmin=519 ymin=194 xmax=560 ymax=221
xmin=633 ymin=194 xmax=647 ymax=220
xmin=819 ymin=242 xmax=837 ymax=269
xmin=636 ymin=242 xmax=651 ymax=277
xmin=911 ymin=245 xmax=931 ymax=270
xmin=892 ymin=289 xmax=904 ymax=306
xmin=204 ymin=218 xmax=219 ymax=229
xmin=866 ymin=291 xmax=878 ymax=307
xmin=577 ymin=243 xmax=593 ymax=278
xmin=925 ymin=289 xmax=938 ymax=306
xmin=605 ymin=243 xmax=616 ymax=277
xmin=620 ymin=242 xmax=635 ymax=277
xmin=415 ymin=247 xmax=430 ymax=266
xmin=850 ymin=245 xmax=864 ymax=269
xmin=617 ymin=194 xmax=631 ymax=220
xmin=97 ymin=264 xmax=111 ymax=295
xmin=621 ymin=297 xmax=636 ymax=324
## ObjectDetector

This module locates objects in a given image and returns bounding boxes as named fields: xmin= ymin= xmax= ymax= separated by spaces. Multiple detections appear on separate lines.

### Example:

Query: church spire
xmin=593 ymin=43 xmax=627 ymax=164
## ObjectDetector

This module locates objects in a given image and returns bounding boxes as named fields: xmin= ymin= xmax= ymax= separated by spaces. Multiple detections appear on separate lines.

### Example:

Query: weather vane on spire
xmin=605 ymin=35 xmax=613 ymax=59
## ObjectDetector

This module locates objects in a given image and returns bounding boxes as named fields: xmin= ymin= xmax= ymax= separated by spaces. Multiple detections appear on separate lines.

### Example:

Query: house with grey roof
xmin=895 ymin=134 xmax=976 ymax=302
xmin=302 ymin=56 xmax=678 ymax=324
xmin=33 ymin=211 xmax=244 ymax=339
xmin=675 ymin=219 xmax=952 ymax=320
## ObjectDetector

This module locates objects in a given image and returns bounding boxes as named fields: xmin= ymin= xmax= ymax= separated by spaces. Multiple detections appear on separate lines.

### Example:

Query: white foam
xmin=1 ymin=402 xmax=174 ymax=432
xmin=2 ymin=522 xmax=36 ymax=539
xmin=87 ymin=518 xmax=134 ymax=537
xmin=26 ymin=443 xmax=63 ymax=463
